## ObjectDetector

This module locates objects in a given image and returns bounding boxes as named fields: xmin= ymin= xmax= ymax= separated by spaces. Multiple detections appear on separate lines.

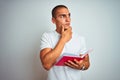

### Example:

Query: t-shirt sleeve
xmin=40 ymin=32 xmax=52 ymax=51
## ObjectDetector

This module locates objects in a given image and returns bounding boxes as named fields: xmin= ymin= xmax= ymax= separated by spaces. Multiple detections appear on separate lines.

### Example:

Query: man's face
xmin=52 ymin=8 xmax=71 ymax=29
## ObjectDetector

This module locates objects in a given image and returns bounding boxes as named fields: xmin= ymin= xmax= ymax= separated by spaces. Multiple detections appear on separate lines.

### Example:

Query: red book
xmin=55 ymin=48 xmax=93 ymax=66
xmin=55 ymin=56 xmax=85 ymax=66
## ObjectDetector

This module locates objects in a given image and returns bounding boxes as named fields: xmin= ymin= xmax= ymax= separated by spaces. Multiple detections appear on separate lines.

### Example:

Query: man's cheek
xmin=61 ymin=19 xmax=66 ymax=23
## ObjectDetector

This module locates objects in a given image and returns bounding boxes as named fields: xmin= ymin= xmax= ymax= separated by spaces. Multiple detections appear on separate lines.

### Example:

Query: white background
xmin=0 ymin=0 xmax=120 ymax=80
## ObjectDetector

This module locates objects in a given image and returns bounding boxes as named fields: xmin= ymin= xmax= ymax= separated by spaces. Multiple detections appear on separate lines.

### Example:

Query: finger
xmin=61 ymin=25 xmax=64 ymax=33
xmin=74 ymin=59 xmax=84 ymax=66
xmin=79 ymin=60 xmax=84 ymax=64
xmin=74 ymin=59 xmax=80 ymax=64
xmin=64 ymin=62 xmax=78 ymax=69
xmin=64 ymin=25 xmax=71 ymax=30
xmin=65 ymin=63 xmax=74 ymax=68
xmin=67 ymin=60 xmax=79 ymax=67
xmin=67 ymin=26 xmax=72 ymax=31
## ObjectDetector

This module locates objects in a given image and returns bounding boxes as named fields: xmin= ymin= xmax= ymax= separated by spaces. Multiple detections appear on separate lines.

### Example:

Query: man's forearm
xmin=42 ymin=38 xmax=66 ymax=69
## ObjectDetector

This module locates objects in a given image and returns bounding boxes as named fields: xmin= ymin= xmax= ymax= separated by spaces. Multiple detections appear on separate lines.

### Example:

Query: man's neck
xmin=56 ymin=29 xmax=61 ymax=34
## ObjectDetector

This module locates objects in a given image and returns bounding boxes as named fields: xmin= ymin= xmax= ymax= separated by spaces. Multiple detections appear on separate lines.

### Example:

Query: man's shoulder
xmin=42 ymin=31 xmax=55 ymax=36
xmin=43 ymin=30 xmax=54 ymax=34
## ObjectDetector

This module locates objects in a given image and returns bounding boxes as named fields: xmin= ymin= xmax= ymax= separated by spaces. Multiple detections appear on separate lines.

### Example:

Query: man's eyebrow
xmin=59 ymin=13 xmax=71 ymax=16
xmin=60 ymin=14 xmax=66 ymax=16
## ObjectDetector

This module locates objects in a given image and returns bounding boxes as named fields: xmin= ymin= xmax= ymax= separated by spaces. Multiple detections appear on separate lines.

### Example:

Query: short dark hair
xmin=52 ymin=5 xmax=68 ymax=18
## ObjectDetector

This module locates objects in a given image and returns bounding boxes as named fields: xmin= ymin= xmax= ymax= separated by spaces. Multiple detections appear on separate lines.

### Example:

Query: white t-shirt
xmin=40 ymin=31 xmax=86 ymax=80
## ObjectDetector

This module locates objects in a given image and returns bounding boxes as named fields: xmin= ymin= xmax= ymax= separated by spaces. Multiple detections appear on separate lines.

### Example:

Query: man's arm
xmin=40 ymin=26 xmax=72 ymax=70
xmin=40 ymin=38 xmax=66 ymax=70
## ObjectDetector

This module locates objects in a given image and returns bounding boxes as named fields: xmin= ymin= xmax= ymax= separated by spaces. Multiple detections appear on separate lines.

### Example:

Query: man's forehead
xmin=56 ymin=11 xmax=70 ymax=15
xmin=56 ymin=8 xmax=69 ymax=13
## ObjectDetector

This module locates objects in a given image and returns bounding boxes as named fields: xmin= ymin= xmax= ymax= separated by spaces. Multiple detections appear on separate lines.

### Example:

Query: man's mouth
xmin=65 ymin=23 xmax=70 ymax=26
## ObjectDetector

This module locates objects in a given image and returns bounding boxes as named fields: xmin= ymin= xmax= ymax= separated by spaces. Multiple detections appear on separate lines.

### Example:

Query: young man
xmin=40 ymin=5 xmax=90 ymax=80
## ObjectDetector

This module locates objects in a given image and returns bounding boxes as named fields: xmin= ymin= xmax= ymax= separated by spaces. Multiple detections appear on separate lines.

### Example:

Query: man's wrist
xmin=59 ymin=37 xmax=67 ymax=44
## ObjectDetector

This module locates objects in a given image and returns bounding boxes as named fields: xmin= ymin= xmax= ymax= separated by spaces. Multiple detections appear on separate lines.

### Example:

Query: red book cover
xmin=55 ymin=48 xmax=93 ymax=66
xmin=55 ymin=56 xmax=85 ymax=66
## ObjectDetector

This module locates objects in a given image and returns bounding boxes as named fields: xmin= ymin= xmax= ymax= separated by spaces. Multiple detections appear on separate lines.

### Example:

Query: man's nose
xmin=66 ymin=16 xmax=71 ymax=22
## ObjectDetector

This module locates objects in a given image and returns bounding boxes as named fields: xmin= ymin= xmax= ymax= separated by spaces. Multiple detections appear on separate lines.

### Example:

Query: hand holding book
xmin=55 ymin=48 xmax=93 ymax=66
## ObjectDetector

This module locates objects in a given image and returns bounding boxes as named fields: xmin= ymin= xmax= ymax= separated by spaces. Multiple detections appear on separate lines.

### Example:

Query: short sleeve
xmin=40 ymin=32 xmax=52 ymax=51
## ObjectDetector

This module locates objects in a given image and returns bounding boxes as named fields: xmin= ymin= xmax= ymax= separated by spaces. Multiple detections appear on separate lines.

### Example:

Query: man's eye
xmin=60 ymin=15 xmax=65 ymax=18
xmin=59 ymin=14 xmax=70 ymax=18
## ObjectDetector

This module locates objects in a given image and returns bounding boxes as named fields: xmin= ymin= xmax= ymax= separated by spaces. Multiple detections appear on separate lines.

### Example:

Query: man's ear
xmin=52 ymin=17 xmax=56 ymax=24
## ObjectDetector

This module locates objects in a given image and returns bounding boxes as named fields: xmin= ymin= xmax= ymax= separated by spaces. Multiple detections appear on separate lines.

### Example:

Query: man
xmin=40 ymin=5 xmax=90 ymax=80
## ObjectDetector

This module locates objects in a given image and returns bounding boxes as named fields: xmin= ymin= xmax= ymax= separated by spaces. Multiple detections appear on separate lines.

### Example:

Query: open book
xmin=55 ymin=48 xmax=93 ymax=66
